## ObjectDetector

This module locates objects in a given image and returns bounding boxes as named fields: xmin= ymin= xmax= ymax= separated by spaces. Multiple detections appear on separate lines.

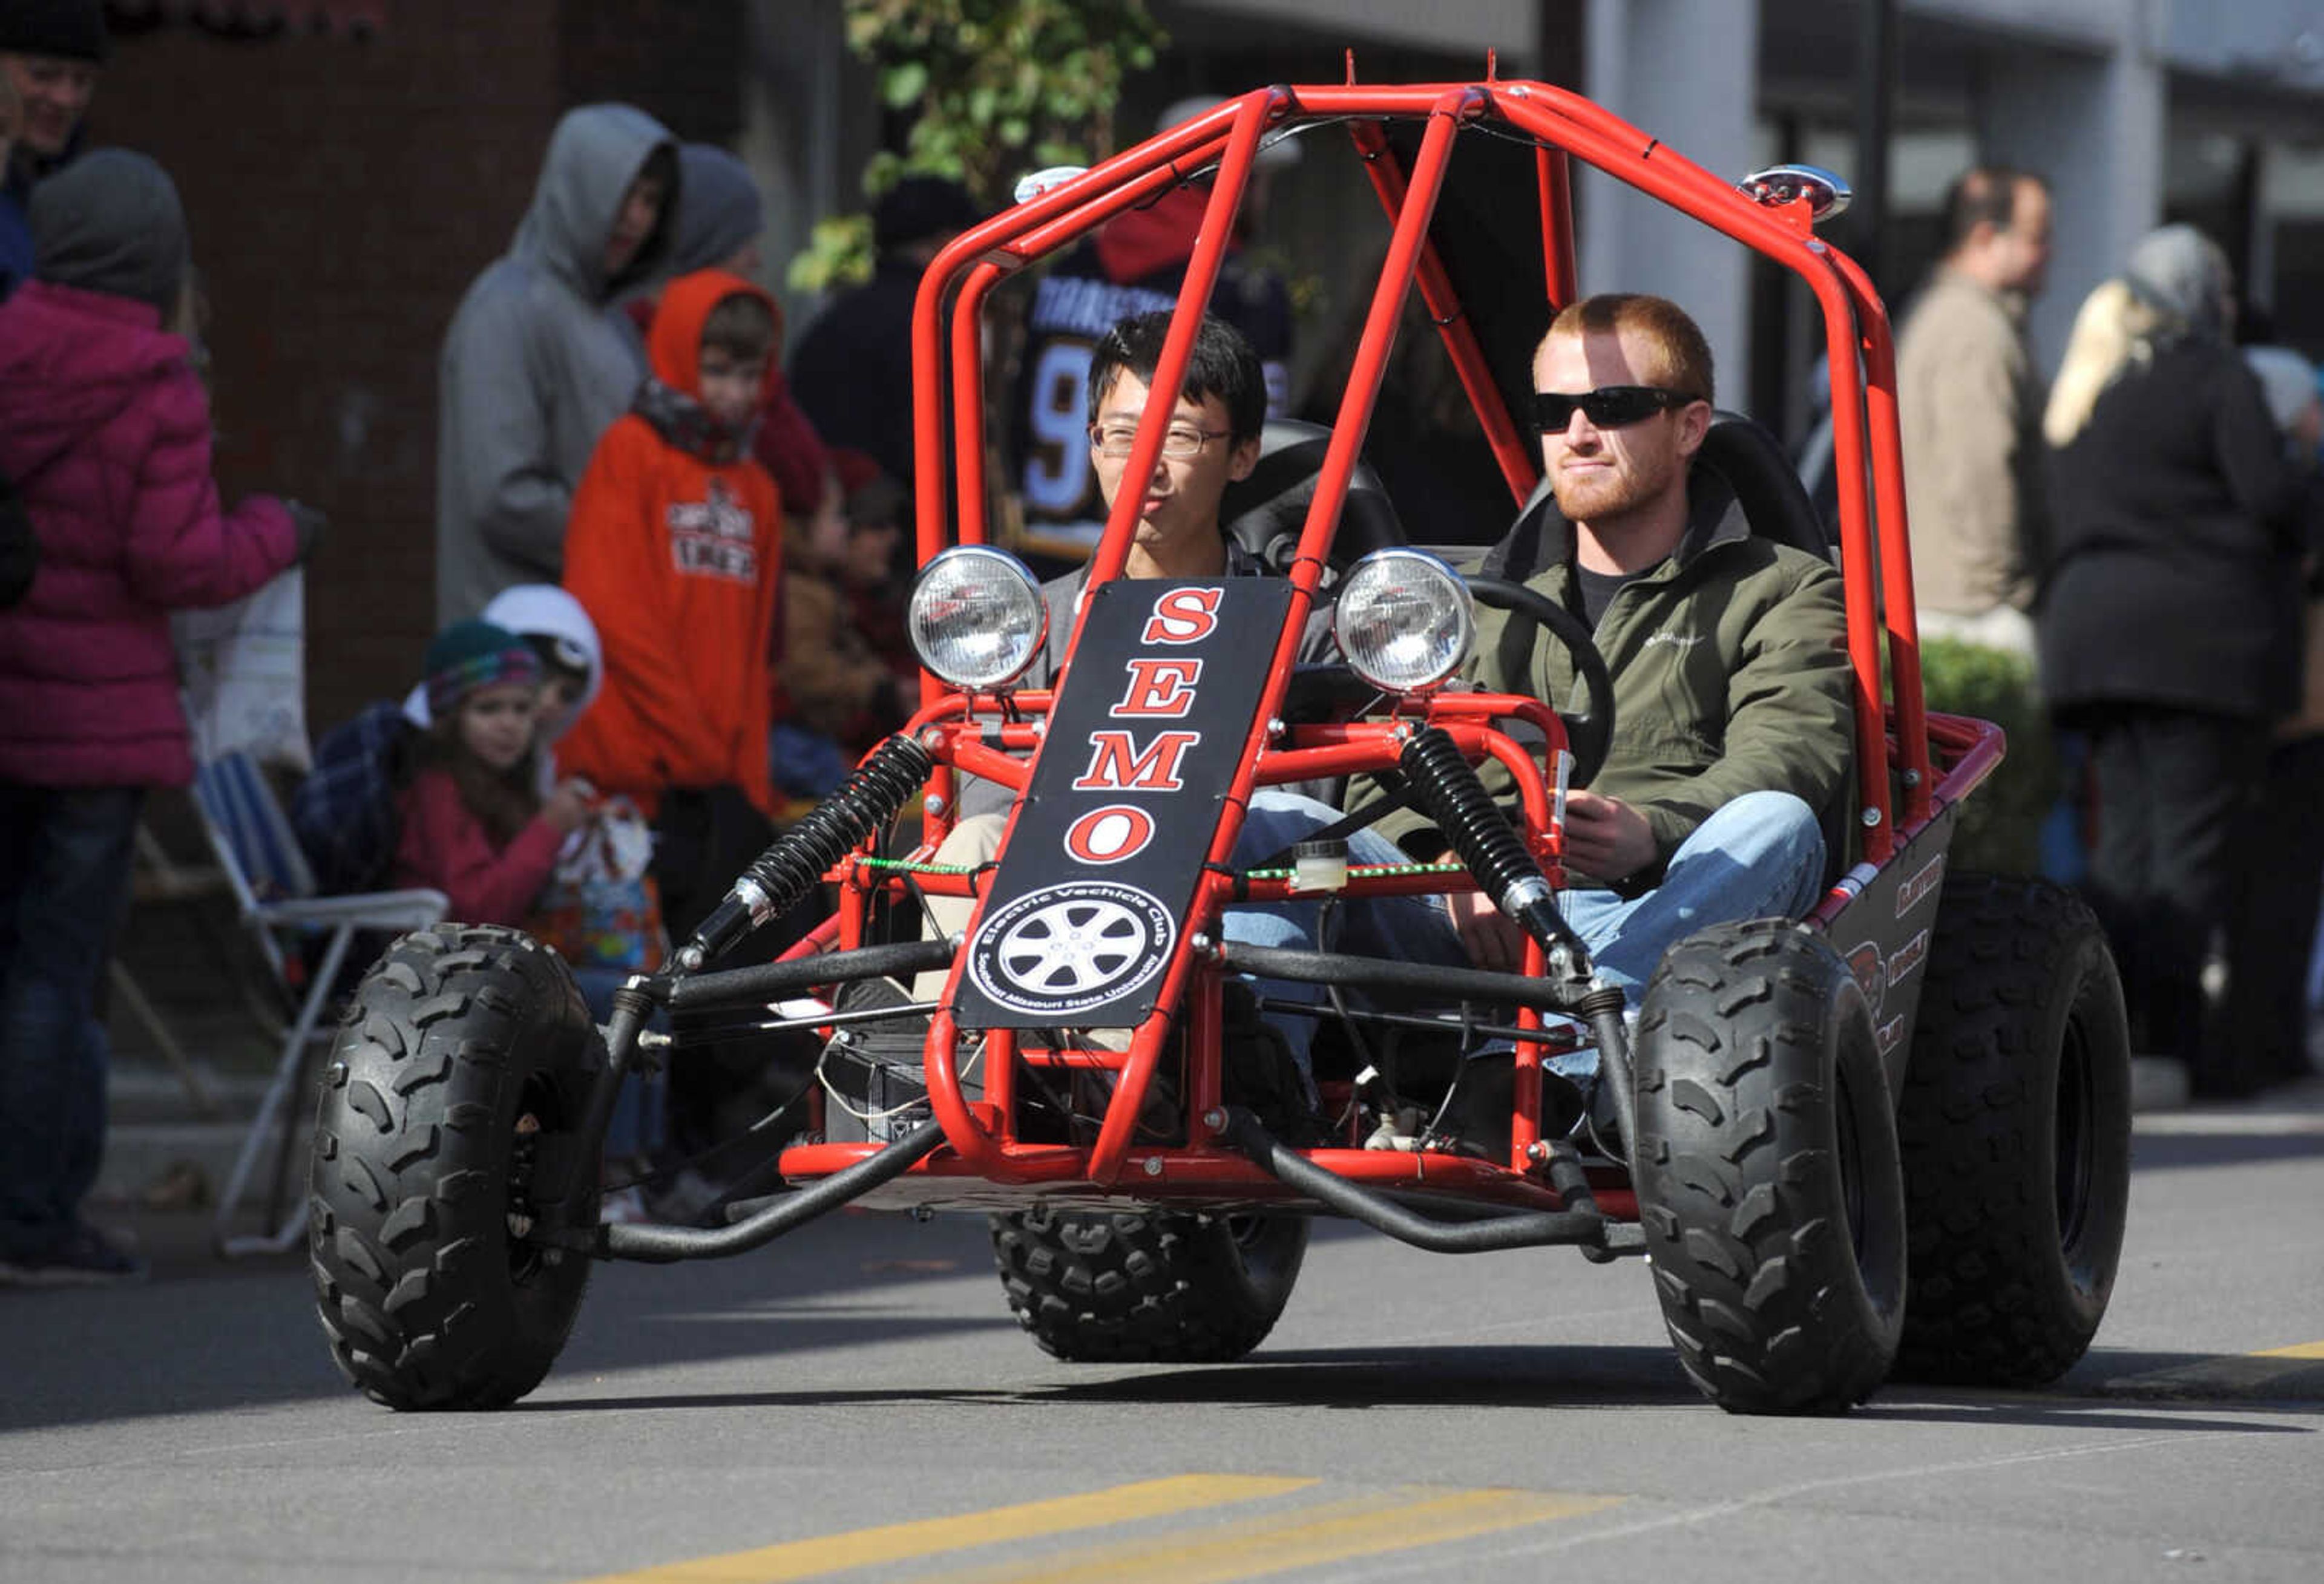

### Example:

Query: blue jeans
xmin=1247 ymin=789 xmax=1828 ymax=1085
xmin=0 ymin=785 xmax=144 ymax=1258
xmin=924 ymin=793 xmax=1452 ymax=1087
xmin=1226 ymin=789 xmax=1468 ymax=1084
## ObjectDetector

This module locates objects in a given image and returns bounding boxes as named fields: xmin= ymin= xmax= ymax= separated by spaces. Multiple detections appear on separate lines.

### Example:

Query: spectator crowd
xmin=0 ymin=0 xmax=2319 ymax=1288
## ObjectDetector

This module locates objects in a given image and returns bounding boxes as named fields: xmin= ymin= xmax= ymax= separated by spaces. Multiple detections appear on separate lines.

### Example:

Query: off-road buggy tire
xmin=1891 ymin=873 xmax=2131 ymax=1386
xmin=308 ymin=925 xmax=603 ymax=1410
xmin=1633 ymin=920 xmax=1908 ymax=1414
xmin=989 ymin=1206 xmax=1308 ymax=1363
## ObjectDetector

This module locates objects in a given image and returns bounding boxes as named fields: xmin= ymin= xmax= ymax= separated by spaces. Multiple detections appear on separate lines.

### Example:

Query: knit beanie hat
xmin=0 ymin=0 xmax=109 ymax=62
xmin=424 ymin=620 xmax=541 ymax=719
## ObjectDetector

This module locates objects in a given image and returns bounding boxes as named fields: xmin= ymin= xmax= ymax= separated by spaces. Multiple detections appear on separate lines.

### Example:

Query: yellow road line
xmin=2255 ymin=1341 xmax=2324 ymax=1360
xmin=574 ymin=1474 xmax=1315 ymax=1584
xmin=922 ymin=1485 xmax=1623 ymax=1584
xmin=2103 ymin=1343 xmax=2324 ymax=1401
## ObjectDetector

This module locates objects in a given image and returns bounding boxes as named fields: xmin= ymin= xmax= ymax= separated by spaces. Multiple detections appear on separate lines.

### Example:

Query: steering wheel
xmin=1462 ymin=576 xmax=1617 ymax=790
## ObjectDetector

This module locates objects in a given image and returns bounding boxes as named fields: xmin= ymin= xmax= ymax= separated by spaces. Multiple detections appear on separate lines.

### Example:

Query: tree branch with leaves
xmin=788 ymin=0 xmax=1166 ymax=292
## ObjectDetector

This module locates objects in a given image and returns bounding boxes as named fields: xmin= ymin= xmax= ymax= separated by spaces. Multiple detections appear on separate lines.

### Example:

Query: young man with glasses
xmin=928 ymin=310 xmax=1430 ymax=1095
xmin=1376 ymin=292 xmax=1853 ymax=1005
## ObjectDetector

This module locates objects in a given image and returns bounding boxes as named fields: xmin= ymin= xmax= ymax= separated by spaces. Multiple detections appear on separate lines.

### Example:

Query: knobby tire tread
xmin=988 ymin=1206 xmax=1307 ymax=1364
xmin=1633 ymin=920 xmax=1906 ymax=1414
xmin=307 ymin=925 xmax=601 ymax=1410
xmin=1892 ymin=872 xmax=2132 ymax=1386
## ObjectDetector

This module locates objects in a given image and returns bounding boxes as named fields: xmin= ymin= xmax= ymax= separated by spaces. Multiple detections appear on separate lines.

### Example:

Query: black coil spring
xmin=736 ymin=734 xmax=934 ymax=921
xmin=1396 ymin=725 xmax=1546 ymax=909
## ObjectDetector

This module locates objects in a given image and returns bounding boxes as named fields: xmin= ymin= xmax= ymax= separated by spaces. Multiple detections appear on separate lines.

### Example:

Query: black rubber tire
xmin=988 ymin=1207 xmax=1308 ymax=1363
xmin=1891 ymin=873 xmax=2132 ymax=1386
xmin=1633 ymin=920 xmax=1908 ymax=1414
xmin=307 ymin=925 xmax=603 ymax=1410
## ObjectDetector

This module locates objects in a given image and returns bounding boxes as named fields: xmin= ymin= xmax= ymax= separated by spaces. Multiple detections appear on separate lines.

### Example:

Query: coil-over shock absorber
xmin=1397 ymin=725 xmax=1589 ymax=969
xmin=1397 ymin=724 xmax=1639 ymax=1160
xmin=674 ymin=733 xmax=935 ymax=972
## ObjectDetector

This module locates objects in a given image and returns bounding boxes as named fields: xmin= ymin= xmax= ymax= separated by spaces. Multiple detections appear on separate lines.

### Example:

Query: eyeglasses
xmin=1531 ymin=386 xmax=1698 ymax=432
xmin=1089 ymin=422 xmax=1232 ymax=460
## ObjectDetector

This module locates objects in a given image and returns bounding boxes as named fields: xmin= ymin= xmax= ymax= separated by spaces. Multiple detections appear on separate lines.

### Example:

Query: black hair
xmin=1942 ymin=166 xmax=2044 ymax=255
xmin=1085 ymin=310 xmax=1266 ymax=445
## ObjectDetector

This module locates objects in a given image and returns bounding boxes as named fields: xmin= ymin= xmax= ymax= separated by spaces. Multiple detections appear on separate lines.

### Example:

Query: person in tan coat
xmin=1895 ymin=166 xmax=2053 ymax=658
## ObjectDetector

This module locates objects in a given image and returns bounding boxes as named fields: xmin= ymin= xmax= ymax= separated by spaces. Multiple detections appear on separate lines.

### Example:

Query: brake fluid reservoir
xmin=1291 ymin=837 xmax=1350 ymax=893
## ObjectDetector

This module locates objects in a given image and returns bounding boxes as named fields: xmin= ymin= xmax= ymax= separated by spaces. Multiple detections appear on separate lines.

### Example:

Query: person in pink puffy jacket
xmin=0 ymin=149 xmax=312 ymax=1285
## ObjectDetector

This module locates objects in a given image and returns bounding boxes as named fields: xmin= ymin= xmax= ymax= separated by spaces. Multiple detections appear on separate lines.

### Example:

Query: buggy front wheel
xmin=1632 ymin=920 xmax=1908 ymax=1414
xmin=307 ymin=925 xmax=603 ymax=1410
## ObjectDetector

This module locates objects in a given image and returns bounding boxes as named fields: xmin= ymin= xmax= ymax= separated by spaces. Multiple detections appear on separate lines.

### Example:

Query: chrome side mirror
xmin=1736 ymin=163 xmax=1853 ymax=224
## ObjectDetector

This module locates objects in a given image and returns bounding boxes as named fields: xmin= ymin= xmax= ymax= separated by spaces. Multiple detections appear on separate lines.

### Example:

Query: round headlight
xmin=908 ymin=546 xmax=1049 ymax=690
xmin=1331 ymin=549 xmax=1475 ymax=695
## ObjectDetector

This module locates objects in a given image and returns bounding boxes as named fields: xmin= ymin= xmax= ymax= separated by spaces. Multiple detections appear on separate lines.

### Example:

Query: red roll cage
xmin=758 ymin=73 xmax=2003 ymax=1207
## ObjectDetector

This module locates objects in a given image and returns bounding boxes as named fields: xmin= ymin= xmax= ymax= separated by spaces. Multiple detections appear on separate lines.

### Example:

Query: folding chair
xmin=189 ymin=750 xmax=446 ymax=1257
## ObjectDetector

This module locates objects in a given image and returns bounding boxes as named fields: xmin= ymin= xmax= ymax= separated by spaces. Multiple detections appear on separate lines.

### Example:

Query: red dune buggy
xmin=309 ymin=74 xmax=2132 ymax=1416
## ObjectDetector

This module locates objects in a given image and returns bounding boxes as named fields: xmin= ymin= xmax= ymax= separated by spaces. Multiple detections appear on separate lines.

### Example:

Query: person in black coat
xmin=2038 ymin=225 xmax=2312 ymax=1096
xmin=788 ymin=177 xmax=979 ymax=490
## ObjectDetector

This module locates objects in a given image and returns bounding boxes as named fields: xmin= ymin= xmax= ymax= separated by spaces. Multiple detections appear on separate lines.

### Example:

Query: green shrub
xmin=1917 ymin=636 xmax=2056 ymax=875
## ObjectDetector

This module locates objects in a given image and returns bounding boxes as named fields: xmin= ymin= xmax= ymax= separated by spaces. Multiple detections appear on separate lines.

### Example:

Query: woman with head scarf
xmin=2039 ymin=224 xmax=2316 ymax=1097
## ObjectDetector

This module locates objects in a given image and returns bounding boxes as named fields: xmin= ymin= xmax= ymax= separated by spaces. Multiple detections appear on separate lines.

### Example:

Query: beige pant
xmin=910 ymin=814 xmax=1006 ymax=1003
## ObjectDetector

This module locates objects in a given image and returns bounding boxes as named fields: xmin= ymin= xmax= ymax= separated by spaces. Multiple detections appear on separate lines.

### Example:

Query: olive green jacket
xmin=1377 ymin=476 xmax=1854 ymax=891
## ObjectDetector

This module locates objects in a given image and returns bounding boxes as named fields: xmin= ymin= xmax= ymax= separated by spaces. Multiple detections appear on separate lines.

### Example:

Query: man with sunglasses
xmin=1379 ymin=293 xmax=1852 ymax=1012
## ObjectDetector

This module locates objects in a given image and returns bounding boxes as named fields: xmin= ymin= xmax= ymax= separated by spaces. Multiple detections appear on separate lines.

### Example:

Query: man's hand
xmin=1562 ymin=790 xmax=1656 ymax=882
xmin=1443 ymin=884 xmax=1530 ymax=974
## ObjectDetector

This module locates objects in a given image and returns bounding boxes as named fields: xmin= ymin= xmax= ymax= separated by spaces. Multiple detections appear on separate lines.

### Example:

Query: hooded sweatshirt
xmin=556 ymin=270 xmax=783 ymax=816
xmin=617 ymin=144 xmax=833 ymax=520
xmin=0 ymin=151 xmax=298 ymax=788
xmin=435 ymin=104 xmax=678 ymax=623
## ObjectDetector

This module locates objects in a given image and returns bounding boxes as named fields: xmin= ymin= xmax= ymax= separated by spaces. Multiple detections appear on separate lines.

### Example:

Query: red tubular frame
xmin=838 ymin=74 xmax=1970 ymax=1207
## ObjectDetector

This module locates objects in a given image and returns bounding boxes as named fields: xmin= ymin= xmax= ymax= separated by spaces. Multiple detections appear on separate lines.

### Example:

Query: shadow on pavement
xmin=0 ymin=1214 xmax=1008 ymax=1434
xmin=2129 ymin=1130 xmax=2324 ymax=1171
xmin=517 ymin=1344 xmax=2322 ymax=1425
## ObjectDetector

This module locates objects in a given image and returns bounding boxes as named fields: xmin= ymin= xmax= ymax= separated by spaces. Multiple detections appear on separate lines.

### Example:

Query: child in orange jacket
xmin=559 ymin=269 xmax=783 ymax=822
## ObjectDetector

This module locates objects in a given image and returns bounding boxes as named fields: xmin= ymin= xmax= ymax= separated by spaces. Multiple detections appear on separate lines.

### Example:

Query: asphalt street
xmin=4 ymin=1089 xmax=2322 ymax=1584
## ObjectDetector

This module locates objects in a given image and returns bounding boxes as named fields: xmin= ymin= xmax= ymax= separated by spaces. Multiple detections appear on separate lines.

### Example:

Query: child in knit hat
xmin=387 ymin=618 xmax=594 ymax=924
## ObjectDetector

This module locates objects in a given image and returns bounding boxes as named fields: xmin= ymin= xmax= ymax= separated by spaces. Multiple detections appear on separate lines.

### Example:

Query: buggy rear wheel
xmin=988 ymin=1206 xmax=1308 ymax=1363
xmin=307 ymin=925 xmax=602 ymax=1410
xmin=1891 ymin=874 xmax=2132 ymax=1386
xmin=1633 ymin=920 xmax=1908 ymax=1414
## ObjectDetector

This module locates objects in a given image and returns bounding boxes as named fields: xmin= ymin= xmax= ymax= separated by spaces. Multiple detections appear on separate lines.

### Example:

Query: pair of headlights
xmin=907 ymin=545 xmax=1475 ymax=696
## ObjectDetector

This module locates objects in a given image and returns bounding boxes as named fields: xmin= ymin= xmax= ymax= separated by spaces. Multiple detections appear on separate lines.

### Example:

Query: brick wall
xmin=91 ymin=0 xmax=745 ymax=735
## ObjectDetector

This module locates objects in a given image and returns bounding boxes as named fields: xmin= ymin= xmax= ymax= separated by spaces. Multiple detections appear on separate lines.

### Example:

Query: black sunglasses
xmin=1531 ymin=385 xmax=1698 ymax=431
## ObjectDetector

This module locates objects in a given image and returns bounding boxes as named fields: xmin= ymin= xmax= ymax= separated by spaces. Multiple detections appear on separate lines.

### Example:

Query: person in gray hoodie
xmin=435 ymin=103 xmax=678 ymax=624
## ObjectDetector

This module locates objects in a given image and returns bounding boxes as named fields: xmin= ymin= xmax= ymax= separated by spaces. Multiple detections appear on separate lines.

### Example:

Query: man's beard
xmin=1554 ymin=446 xmax=1679 ymax=524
